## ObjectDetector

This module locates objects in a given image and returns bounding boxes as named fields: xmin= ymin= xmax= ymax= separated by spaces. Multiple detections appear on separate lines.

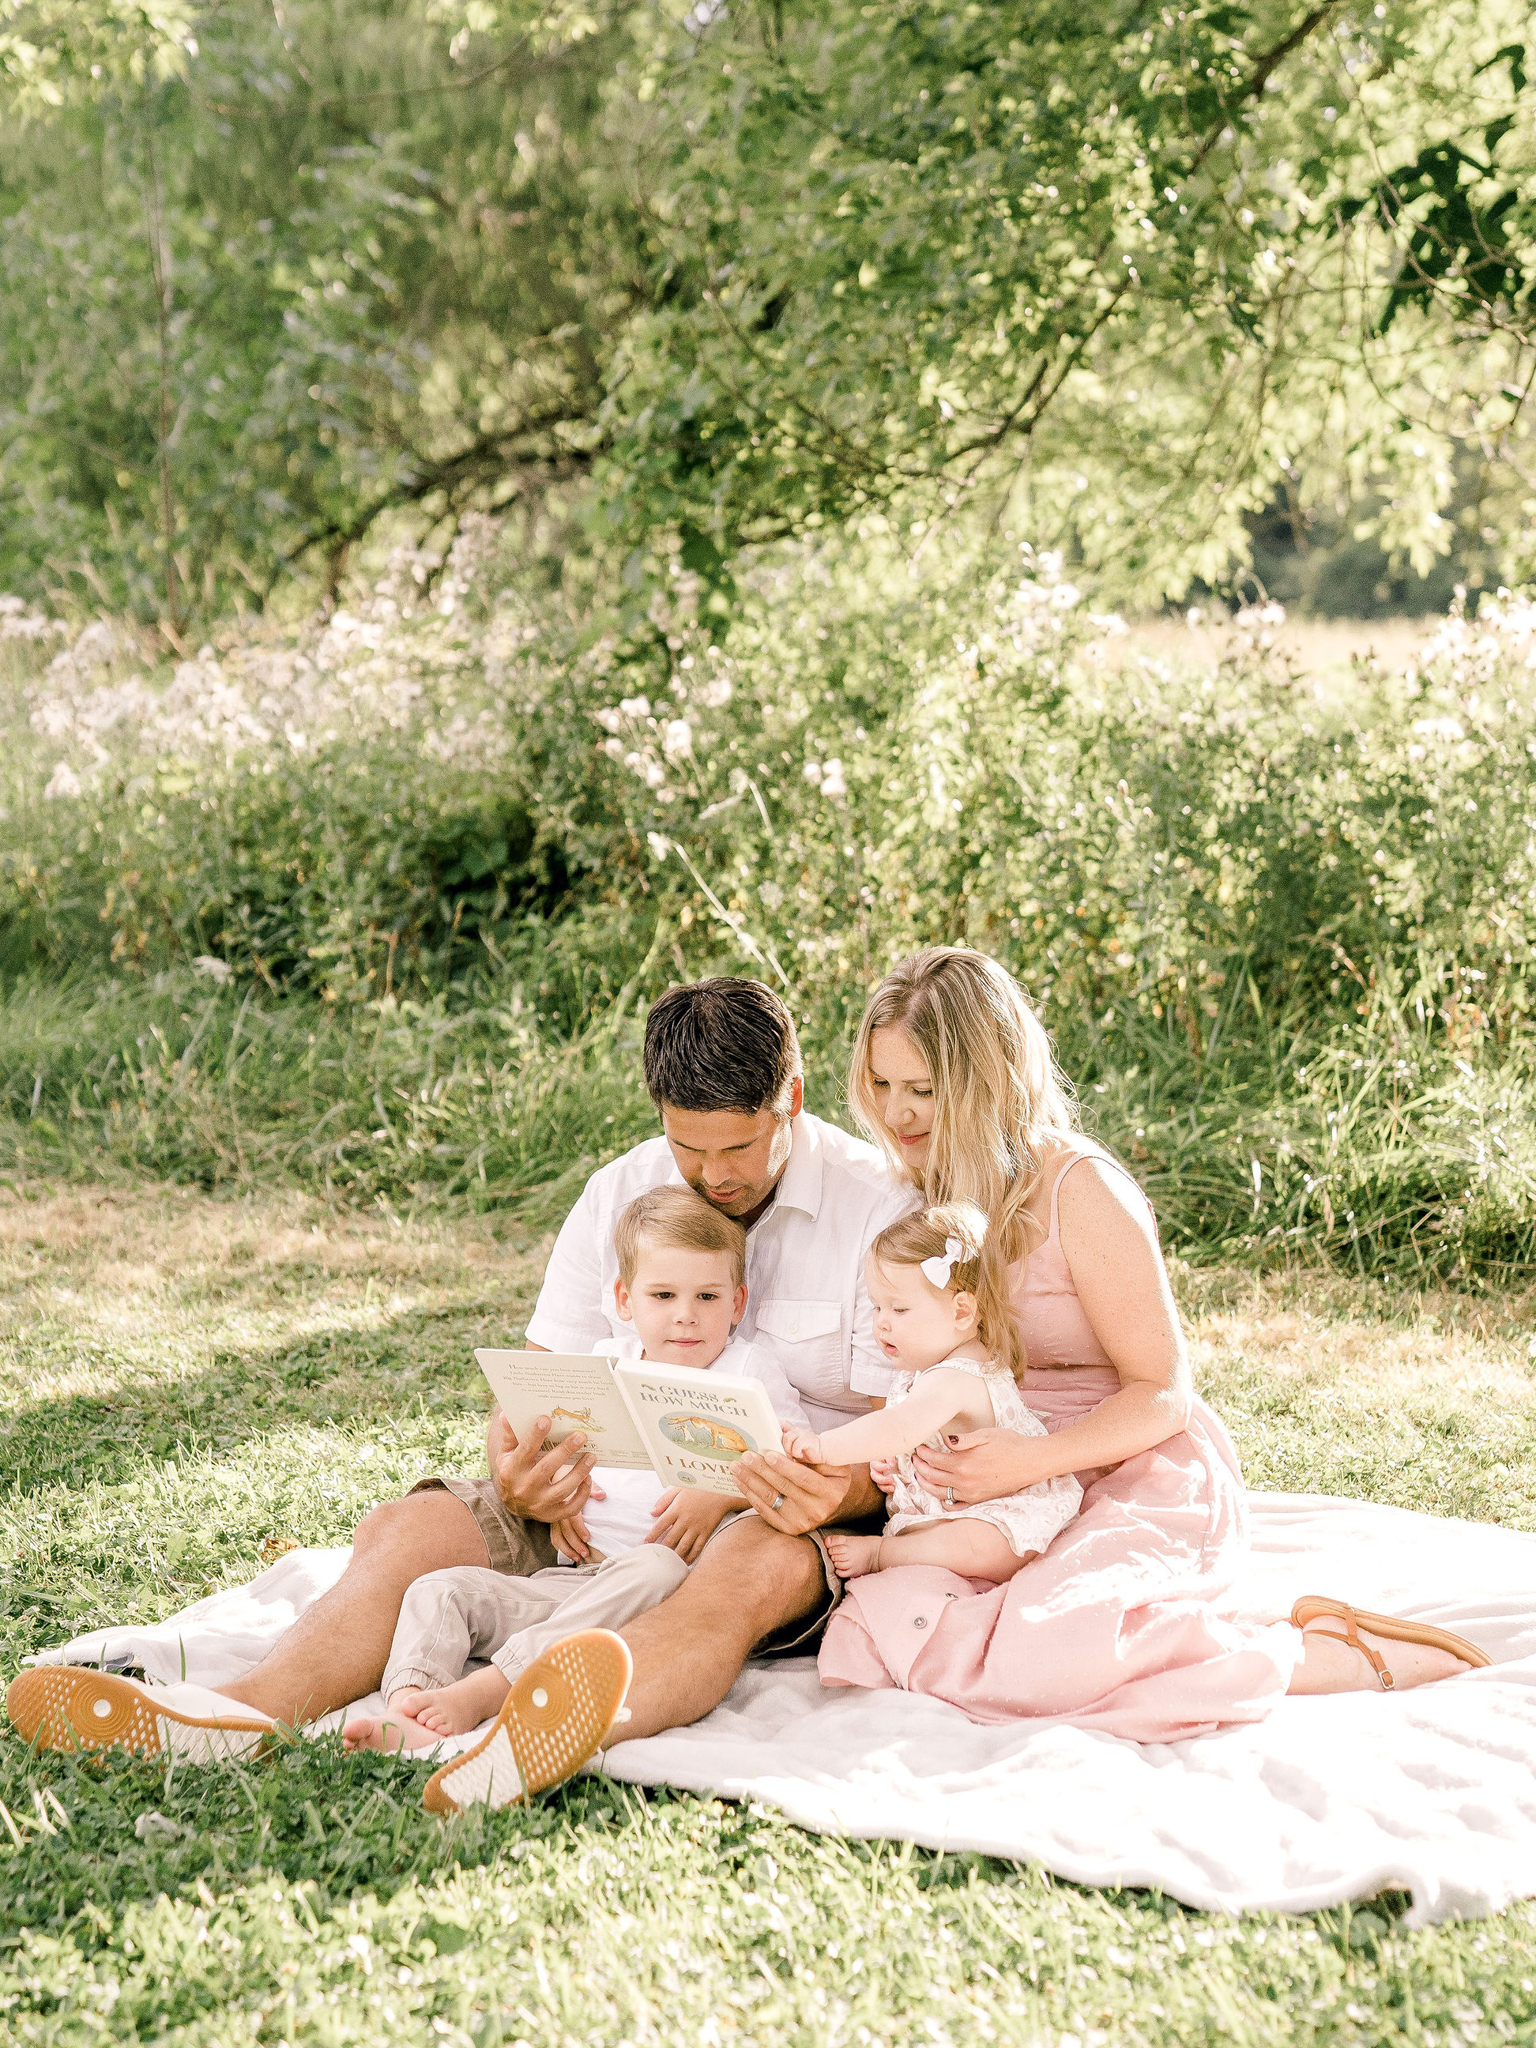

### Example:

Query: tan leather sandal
xmin=1292 ymin=1595 xmax=1491 ymax=1690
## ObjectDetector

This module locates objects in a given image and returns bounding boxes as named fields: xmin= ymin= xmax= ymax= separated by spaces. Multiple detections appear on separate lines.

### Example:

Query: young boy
xmin=343 ymin=1186 xmax=805 ymax=1752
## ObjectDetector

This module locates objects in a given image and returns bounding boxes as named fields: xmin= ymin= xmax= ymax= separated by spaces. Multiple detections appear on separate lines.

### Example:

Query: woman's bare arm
xmin=914 ymin=1157 xmax=1190 ymax=1501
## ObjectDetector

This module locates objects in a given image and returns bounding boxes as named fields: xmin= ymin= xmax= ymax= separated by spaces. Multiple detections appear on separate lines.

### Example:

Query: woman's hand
xmin=912 ymin=1428 xmax=1052 ymax=1506
xmin=734 ymin=1449 xmax=856 ymax=1535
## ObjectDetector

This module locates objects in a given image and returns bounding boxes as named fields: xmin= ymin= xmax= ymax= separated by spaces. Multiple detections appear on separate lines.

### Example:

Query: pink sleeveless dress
xmin=817 ymin=1145 xmax=1303 ymax=1740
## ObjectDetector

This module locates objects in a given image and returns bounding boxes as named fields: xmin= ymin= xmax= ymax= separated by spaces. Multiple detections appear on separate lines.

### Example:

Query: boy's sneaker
xmin=6 ymin=1669 xmax=275 ymax=1762
xmin=422 ymin=1629 xmax=632 ymax=1816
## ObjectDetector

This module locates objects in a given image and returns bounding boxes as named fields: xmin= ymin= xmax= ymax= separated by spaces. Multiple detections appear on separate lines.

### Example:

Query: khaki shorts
xmin=411 ymin=1473 xmax=883 ymax=1659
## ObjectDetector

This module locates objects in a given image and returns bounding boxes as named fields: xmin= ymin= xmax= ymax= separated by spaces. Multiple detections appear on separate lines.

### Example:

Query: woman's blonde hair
xmin=849 ymin=947 xmax=1078 ymax=1277
xmin=869 ymin=1200 xmax=1024 ymax=1379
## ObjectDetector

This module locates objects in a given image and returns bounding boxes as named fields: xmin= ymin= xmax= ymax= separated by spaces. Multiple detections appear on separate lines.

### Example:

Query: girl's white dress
xmin=885 ymin=1355 xmax=1083 ymax=1558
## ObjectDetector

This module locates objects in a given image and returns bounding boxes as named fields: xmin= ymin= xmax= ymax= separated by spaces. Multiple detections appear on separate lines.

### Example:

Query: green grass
xmin=4 ymin=1184 xmax=1536 ymax=2044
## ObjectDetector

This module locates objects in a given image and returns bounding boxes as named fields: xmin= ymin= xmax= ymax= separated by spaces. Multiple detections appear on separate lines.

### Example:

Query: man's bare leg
xmin=214 ymin=1491 xmax=489 ymax=1725
xmin=611 ymin=1516 xmax=824 ymax=1743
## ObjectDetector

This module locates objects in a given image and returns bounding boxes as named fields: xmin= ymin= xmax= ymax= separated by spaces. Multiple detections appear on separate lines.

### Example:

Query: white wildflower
xmin=803 ymin=761 xmax=823 ymax=784
xmin=647 ymin=831 xmax=672 ymax=861
xmin=619 ymin=694 xmax=651 ymax=720
xmin=44 ymin=762 xmax=81 ymax=800
xmin=759 ymin=880 xmax=784 ymax=909
xmin=819 ymin=758 xmax=847 ymax=798
xmin=594 ymin=707 xmax=626 ymax=734
xmin=601 ymin=736 xmax=625 ymax=759
xmin=31 ymin=700 xmax=74 ymax=741
xmin=663 ymin=718 xmax=693 ymax=758
xmin=702 ymin=678 xmax=733 ymax=708
xmin=192 ymin=956 xmax=235 ymax=985
xmin=134 ymin=1811 xmax=186 ymax=1843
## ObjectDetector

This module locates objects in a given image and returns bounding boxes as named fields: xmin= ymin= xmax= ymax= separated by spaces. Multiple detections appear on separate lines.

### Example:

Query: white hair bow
xmin=919 ymin=1237 xmax=965 ymax=1289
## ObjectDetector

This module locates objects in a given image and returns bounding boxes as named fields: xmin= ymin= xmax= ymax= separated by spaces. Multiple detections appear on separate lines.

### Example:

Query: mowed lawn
xmin=3 ymin=1183 xmax=1536 ymax=2047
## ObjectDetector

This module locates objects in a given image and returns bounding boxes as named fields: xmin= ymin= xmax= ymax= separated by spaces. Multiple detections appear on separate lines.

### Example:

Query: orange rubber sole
xmin=423 ymin=1628 xmax=632 ymax=1816
xmin=6 ymin=1668 xmax=273 ymax=1760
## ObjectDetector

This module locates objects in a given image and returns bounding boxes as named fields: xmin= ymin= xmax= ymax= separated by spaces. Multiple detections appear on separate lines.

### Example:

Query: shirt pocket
xmin=754 ymin=1298 xmax=845 ymax=1403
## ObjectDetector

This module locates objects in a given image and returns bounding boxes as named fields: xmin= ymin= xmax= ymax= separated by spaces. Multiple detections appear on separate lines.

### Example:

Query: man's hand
xmin=733 ymin=1448 xmax=864 ymax=1536
xmin=645 ymin=1488 xmax=736 ymax=1564
xmin=487 ymin=1410 xmax=604 ymax=1523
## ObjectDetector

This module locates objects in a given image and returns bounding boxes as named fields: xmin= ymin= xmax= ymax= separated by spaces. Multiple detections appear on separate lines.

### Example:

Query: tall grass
xmin=3 ymin=532 xmax=1535 ymax=1279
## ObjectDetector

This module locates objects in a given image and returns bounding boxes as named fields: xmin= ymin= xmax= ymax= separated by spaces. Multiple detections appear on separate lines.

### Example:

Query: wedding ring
xmin=945 ymin=1486 xmax=955 ymax=1508
xmin=770 ymin=1492 xmax=786 ymax=1512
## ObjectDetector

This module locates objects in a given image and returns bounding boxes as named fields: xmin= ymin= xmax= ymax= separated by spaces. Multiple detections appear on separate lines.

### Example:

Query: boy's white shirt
xmin=570 ymin=1331 xmax=809 ymax=1561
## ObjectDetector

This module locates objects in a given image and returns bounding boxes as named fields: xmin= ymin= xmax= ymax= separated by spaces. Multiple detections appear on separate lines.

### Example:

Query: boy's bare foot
xmin=406 ymin=1675 xmax=511 ymax=1737
xmin=341 ymin=1705 xmax=443 ymax=1753
xmin=825 ymin=1532 xmax=882 ymax=1578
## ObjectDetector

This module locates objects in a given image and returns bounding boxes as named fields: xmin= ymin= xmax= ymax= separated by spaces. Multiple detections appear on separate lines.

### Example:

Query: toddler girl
xmin=781 ymin=1202 xmax=1081 ymax=1582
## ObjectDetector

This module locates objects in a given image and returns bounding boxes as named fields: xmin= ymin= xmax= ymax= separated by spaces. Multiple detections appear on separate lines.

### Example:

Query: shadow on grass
xmin=0 ymin=1302 xmax=510 ymax=1498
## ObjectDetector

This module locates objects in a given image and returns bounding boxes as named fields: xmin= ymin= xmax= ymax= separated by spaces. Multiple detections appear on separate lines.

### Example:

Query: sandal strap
xmin=1332 ymin=1606 xmax=1394 ymax=1691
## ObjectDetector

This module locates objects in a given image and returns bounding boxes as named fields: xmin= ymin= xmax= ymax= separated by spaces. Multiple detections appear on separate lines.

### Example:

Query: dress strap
xmin=932 ymin=1352 xmax=996 ymax=1382
xmin=1046 ymin=1144 xmax=1152 ymax=1240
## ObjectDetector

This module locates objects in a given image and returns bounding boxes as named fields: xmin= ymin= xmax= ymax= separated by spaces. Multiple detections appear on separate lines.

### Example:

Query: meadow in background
xmin=3 ymin=521 xmax=1534 ymax=1283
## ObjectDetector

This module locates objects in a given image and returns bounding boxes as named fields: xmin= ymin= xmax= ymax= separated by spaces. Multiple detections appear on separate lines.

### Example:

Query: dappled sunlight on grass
xmin=4 ymin=1186 xmax=1536 ymax=2041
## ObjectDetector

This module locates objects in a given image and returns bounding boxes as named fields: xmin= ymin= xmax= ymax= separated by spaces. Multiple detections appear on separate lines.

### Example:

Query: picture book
xmin=473 ymin=1349 xmax=785 ymax=1497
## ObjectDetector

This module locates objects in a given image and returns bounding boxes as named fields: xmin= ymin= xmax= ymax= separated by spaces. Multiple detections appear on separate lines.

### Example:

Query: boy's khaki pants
xmin=380 ymin=1545 xmax=688 ymax=1702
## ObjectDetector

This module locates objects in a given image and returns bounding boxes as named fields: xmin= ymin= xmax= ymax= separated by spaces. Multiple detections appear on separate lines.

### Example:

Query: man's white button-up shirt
xmin=525 ymin=1111 xmax=917 ymax=1433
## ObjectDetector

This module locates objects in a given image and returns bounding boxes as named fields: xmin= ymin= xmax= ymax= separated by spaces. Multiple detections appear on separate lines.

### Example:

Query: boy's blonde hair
xmin=849 ymin=947 xmax=1078 ymax=1274
xmin=869 ymin=1199 xmax=1025 ymax=1380
xmin=614 ymin=1186 xmax=747 ymax=1289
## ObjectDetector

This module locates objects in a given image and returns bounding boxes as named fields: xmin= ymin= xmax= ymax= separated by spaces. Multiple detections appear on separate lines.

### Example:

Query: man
xmin=16 ymin=978 xmax=912 ymax=1781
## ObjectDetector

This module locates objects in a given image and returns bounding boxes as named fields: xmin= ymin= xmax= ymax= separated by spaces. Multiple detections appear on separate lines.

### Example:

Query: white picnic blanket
xmin=34 ymin=1490 xmax=1536 ymax=1926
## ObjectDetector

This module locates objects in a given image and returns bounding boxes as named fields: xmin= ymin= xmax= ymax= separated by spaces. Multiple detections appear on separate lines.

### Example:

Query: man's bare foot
xmin=825 ymin=1532 xmax=882 ymax=1579
xmin=341 ymin=1705 xmax=443 ymax=1753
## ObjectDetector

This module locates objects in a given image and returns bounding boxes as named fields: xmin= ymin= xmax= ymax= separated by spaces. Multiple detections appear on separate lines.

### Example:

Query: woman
xmin=818 ymin=947 xmax=1488 ymax=1736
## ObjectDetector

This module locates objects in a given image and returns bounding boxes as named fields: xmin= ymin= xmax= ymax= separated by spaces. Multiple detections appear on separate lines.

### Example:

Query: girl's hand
xmin=780 ymin=1424 xmax=822 ymax=1464
xmin=912 ymin=1428 xmax=1052 ymax=1506
xmin=870 ymin=1456 xmax=898 ymax=1496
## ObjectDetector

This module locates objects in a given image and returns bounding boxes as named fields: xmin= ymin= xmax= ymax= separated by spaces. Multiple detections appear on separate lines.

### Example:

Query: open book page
xmin=473 ymin=1349 xmax=650 ymax=1469
xmin=613 ymin=1360 xmax=785 ymax=1497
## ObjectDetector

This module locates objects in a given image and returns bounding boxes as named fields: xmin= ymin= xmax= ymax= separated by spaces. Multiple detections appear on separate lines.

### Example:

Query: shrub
xmin=4 ymin=525 xmax=1535 ymax=1276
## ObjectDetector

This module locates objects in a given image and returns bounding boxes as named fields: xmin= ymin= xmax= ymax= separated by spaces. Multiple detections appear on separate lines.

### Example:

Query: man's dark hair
xmin=644 ymin=978 xmax=802 ymax=1116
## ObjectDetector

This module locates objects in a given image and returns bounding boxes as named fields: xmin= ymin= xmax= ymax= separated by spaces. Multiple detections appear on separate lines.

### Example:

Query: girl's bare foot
xmin=341 ymin=1705 xmax=443 ymax=1753
xmin=825 ymin=1532 xmax=882 ymax=1578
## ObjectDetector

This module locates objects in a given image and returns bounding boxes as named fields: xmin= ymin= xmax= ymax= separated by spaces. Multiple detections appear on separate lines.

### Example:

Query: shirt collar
xmin=769 ymin=1113 xmax=823 ymax=1222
